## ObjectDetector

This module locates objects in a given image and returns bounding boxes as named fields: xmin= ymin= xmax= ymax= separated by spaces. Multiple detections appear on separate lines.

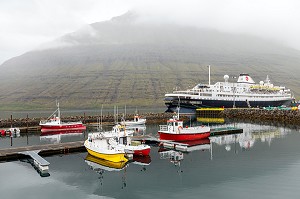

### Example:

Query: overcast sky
xmin=0 ymin=0 xmax=300 ymax=64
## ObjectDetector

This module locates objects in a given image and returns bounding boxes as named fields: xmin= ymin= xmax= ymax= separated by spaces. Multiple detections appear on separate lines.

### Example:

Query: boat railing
xmin=159 ymin=125 xmax=168 ymax=131
xmin=39 ymin=120 xmax=49 ymax=124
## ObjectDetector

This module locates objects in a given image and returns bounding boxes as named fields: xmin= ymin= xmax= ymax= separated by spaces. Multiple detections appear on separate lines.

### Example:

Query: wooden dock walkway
xmin=0 ymin=141 xmax=85 ymax=161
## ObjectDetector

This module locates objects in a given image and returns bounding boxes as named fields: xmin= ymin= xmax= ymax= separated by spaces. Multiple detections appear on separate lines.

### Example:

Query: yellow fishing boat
xmin=84 ymin=139 xmax=128 ymax=163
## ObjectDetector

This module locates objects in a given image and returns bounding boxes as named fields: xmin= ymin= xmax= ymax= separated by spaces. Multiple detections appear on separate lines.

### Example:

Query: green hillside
xmin=1 ymin=12 xmax=300 ymax=110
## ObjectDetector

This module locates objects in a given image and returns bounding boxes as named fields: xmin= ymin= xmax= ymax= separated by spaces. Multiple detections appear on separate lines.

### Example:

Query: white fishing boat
xmin=89 ymin=124 xmax=151 ymax=156
xmin=121 ymin=114 xmax=146 ymax=126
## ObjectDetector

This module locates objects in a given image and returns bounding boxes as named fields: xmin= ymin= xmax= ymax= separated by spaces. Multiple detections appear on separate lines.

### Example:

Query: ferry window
xmin=175 ymin=123 xmax=178 ymax=126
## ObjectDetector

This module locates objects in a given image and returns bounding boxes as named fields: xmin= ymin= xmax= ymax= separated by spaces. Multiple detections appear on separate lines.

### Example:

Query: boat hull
xmin=158 ymin=131 xmax=210 ymax=141
xmin=133 ymin=147 xmax=151 ymax=156
xmin=40 ymin=124 xmax=86 ymax=132
xmin=85 ymin=147 xmax=128 ymax=163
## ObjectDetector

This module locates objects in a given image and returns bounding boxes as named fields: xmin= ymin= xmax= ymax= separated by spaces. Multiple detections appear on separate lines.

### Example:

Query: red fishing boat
xmin=39 ymin=102 xmax=86 ymax=132
xmin=158 ymin=112 xmax=210 ymax=141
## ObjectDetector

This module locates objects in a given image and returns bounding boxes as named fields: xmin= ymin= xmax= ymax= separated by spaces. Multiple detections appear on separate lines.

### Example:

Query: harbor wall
xmin=0 ymin=112 xmax=176 ymax=128
xmin=220 ymin=108 xmax=300 ymax=125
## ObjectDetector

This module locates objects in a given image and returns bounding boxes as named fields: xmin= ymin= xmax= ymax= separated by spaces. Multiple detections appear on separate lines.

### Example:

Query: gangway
xmin=18 ymin=150 xmax=50 ymax=173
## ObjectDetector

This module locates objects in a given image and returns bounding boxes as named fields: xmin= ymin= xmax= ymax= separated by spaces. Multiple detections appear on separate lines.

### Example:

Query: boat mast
xmin=177 ymin=97 xmax=180 ymax=119
xmin=56 ymin=101 xmax=60 ymax=119
xmin=56 ymin=100 xmax=61 ymax=124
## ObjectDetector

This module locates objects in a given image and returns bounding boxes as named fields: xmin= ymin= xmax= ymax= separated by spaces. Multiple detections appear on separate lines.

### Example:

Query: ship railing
xmin=159 ymin=125 xmax=168 ymax=131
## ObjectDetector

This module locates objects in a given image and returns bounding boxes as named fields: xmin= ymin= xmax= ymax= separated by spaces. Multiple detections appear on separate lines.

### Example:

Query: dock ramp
xmin=19 ymin=150 xmax=50 ymax=172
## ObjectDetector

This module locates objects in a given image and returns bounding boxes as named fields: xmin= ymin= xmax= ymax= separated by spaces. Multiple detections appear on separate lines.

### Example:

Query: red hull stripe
xmin=158 ymin=132 xmax=210 ymax=141
xmin=41 ymin=125 xmax=86 ymax=132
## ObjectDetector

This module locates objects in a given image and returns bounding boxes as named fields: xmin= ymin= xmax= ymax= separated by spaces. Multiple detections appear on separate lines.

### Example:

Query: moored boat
xmin=84 ymin=138 xmax=128 ymax=163
xmin=89 ymin=124 xmax=151 ymax=156
xmin=121 ymin=114 xmax=146 ymax=126
xmin=39 ymin=102 xmax=86 ymax=132
xmin=158 ymin=112 xmax=210 ymax=141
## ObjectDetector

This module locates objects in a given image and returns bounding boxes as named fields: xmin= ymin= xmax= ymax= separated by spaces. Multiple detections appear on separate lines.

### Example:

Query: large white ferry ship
xmin=164 ymin=68 xmax=294 ymax=114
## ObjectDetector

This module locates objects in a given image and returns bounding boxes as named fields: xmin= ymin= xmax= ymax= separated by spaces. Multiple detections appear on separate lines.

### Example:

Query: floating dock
xmin=210 ymin=127 xmax=243 ymax=136
xmin=19 ymin=150 xmax=50 ymax=173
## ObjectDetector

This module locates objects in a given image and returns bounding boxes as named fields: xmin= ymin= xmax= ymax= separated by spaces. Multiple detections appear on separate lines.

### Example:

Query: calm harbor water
xmin=1 ymin=121 xmax=300 ymax=199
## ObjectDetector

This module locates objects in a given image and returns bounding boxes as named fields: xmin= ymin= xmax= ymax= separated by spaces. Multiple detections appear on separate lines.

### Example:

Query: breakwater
xmin=220 ymin=108 xmax=300 ymax=125
xmin=0 ymin=112 xmax=177 ymax=128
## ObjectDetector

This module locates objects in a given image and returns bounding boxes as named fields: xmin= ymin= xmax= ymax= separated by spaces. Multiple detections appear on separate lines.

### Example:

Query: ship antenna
xmin=208 ymin=65 xmax=211 ymax=86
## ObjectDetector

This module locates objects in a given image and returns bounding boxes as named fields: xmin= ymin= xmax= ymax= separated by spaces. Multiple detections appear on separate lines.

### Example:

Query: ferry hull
xmin=158 ymin=131 xmax=210 ymax=141
xmin=85 ymin=147 xmax=128 ymax=163
xmin=166 ymin=98 xmax=293 ymax=113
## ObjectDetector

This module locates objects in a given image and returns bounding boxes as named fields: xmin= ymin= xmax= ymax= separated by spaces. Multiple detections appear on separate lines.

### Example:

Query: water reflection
xmin=210 ymin=123 xmax=290 ymax=151
xmin=197 ymin=117 xmax=225 ymax=124
xmin=126 ymin=125 xmax=147 ymax=135
xmin=40 ymin=130 xmax=85 ymax=144
xmin=85 ymin=154 xmax=152 ymax=189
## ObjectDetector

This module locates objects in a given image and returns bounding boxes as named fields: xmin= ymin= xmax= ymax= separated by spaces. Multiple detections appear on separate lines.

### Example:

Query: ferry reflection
xmin=40 ymin=130 xmax=84 ymax=144
xmin=209 ymin=123 xmax=290 ymax=151
xmin=197 ymin=117 xmax=225 ymax=124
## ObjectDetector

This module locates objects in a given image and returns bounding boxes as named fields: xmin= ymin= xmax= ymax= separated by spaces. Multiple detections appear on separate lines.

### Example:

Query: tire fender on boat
xmin=178 ymin=126 xmax=183 ymax=131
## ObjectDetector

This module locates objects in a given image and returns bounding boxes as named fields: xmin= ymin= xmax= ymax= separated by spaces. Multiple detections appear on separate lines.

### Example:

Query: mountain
xmin=1 ymin=11 xmax=300 ymax=110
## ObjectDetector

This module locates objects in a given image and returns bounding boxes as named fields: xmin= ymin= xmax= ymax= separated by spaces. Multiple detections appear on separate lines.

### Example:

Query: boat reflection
xmin=40 ymin=129 xmax=84 ymax=144
xmin=132 ymin=155 xmax=151 ymax=172
xmin=160 ymin=138 xmax=211 ymax=152
xmin=159 ymin=149 xmax=184 ymax=167
xmin=85 ymin=154 xmax=128 ymax=189
xmin=85 ymin=154 xmax=151 ymax=189
xmin=126 ymin=125 xmax=146 ymax=135
xmin=132 ymin=155 xmax=151 ymax=166
xmin=85 ymin=154 xmax=128 ymax=172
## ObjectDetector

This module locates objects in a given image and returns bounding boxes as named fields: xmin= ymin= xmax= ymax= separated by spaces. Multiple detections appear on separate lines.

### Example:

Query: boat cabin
xmin=166 ymin=117 xmax=183 ymax=132
xmin=134 ymin=115 xmax=140 ymax=122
